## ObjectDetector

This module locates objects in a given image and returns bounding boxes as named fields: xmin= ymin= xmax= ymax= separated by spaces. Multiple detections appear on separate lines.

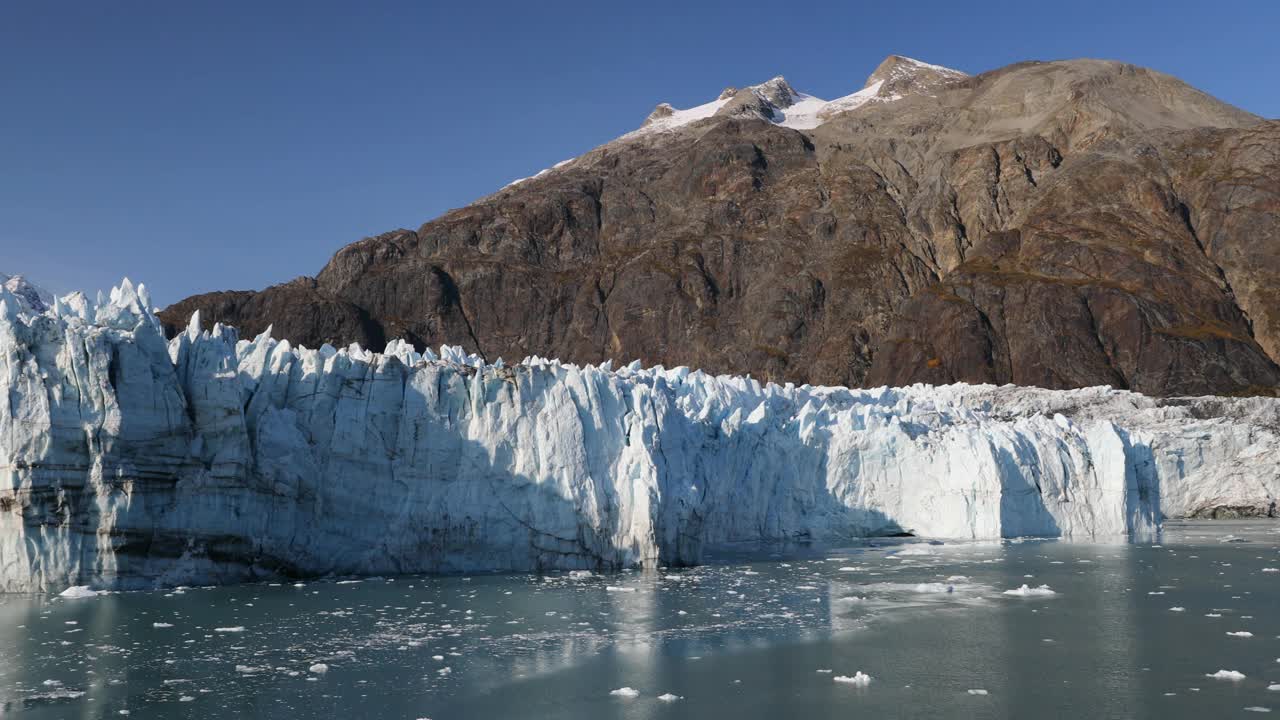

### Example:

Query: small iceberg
xmin=834 ymin=672 xmax=872 ymax=686
xmin=1003 ymin=584 xmax=1056 ymax=597
xmin=610 ymin=687 xmax=640 ymax=698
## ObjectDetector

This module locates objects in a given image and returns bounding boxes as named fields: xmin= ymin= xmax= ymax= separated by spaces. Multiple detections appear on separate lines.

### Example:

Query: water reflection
xmin=0 ymin=522 xmax=1277 ymax=719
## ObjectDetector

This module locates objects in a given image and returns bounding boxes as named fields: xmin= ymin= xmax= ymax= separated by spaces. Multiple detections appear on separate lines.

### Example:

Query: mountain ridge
xmin=158 ymin=55 xmax=1280 ymax=396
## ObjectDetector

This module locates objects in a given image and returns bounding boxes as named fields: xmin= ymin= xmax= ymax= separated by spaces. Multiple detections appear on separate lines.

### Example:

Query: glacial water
xmin=2 ymin=520 xmax=1278 ymax=719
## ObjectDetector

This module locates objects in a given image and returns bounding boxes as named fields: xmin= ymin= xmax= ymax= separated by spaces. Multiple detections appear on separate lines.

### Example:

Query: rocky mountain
xmin=159 ymin=56 xmax=1280 ymax=396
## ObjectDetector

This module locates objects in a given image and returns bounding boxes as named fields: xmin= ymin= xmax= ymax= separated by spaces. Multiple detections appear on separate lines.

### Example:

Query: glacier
xmin=1 ymin=279 xmax=1277 ymax=592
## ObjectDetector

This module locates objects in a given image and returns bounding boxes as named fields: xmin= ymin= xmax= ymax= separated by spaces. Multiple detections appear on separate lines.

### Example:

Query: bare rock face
xmin=159 ymin=57 xmax=1280 ymax=396
xmin=162 ymin=276 xmax=385 ymax=351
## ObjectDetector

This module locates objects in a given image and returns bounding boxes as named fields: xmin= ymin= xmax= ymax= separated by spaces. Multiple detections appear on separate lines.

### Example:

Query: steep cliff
xmin=4 ymin=281 xmax=1278 ymax=591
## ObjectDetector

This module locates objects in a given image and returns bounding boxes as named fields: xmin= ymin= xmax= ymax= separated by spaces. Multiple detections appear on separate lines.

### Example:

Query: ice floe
xmin=1002 ymin=585 xmax=1056 ymax=597
xmin=834 ymin=672 xmax=873 ymax=686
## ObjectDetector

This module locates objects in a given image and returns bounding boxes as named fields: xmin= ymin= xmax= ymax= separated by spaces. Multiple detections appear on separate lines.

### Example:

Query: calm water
xmin=2 ymin=520 xmax=1279 ymax=719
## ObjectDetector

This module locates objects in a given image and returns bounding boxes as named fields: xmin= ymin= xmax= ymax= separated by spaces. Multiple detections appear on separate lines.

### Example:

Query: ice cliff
xmin=1 ymin=280 xmax=1277 ymax=592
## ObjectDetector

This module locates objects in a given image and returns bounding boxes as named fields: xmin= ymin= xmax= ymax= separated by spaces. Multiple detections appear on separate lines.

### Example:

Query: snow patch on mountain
xmin=493 ymin=56 xmax=966 ymax=191
xmin=778 ymin=82 xmax=887 ymax=130
xmin=504 ymin=158 xmax=577 ymax=189
xmin=636 ymin=95 xmax=732 ymax=134
xmin=628 ymin=56 xmax=967 ymax=137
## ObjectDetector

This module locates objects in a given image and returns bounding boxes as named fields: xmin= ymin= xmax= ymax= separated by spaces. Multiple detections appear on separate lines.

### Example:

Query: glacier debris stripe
xmin=0 ymin=280 xmax=1276 ymax=591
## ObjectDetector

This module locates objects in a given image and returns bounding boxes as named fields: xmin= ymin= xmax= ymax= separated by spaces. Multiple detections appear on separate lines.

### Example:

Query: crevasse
xmin=1 ymin=280 xmax=1276 ymax=592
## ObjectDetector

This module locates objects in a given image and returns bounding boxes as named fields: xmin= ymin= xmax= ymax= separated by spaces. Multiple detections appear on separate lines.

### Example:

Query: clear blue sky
xmin=3 ymin=1 xmax=1278 ymax=306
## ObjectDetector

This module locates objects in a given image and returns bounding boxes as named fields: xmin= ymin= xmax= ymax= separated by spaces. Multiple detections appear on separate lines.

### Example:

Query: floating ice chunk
xmin=967 ymin=689 xmax=989 ymax=695
xmin=834 ymin=672 xmax=872 ymax=686
xmin=1169 ymin=607 xmax=1186 ymax=612
xmin=610 ymin=687 xmax=640 ymax=698
xmin=1227 ymin=631 xmax=1254 ymax=637
xmin=58 ymin=586 xmax=100 ymax=599
xmin=1003 ymin=584 xmax=1056 ymax=597
xmin=816 ymin=669 xmax=833 ymax=674
xmin=1269 ymin=684 xmax=1280 ymax=692
xmin=1263 ymin=568 xmax=1279 ymax=573
xmin=214 ymin=626 xmax=246 ymax=633
xmin=606 ymin=586 xmax=636 ymax=593
xmin=1206 ymin=670 xmax=1246 ymax=681
xmin=568 ymin=570 xmax=594 ymax=579
xmin=913 ymin=583 xmax=955 ymax=594
xmin=153 ymin=622 xmax=174 ymax=628
xmin=26 ymin=689 xmax=86 ymax=702
xmin=657 ymin=693 xmax=683 ymax=702
xmin=309 ymin=663 xmax=329 ymax=674
xmin=1244 ymin=708 xmax=1271 ymax=713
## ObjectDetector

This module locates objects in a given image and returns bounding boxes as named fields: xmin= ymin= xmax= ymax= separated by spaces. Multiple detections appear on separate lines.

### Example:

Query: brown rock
xmin=159 ymin=57 xmax=1280 ymax=396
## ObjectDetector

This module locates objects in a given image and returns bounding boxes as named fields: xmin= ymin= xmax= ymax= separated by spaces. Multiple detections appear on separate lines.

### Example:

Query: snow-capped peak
xmin=864 ymin=54 xmax=968 ymax=94
xmin=497 ymin=56 xmax=968 ymax=193
xmin=749 ymin=76 xmax=797 ymax=108
xmin=628 ymin=55 xmax=967 ymax=137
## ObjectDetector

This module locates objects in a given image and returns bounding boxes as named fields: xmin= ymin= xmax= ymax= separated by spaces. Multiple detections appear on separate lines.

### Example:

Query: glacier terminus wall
xmin=1 ymin=280 xmax=1277 ymax=592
